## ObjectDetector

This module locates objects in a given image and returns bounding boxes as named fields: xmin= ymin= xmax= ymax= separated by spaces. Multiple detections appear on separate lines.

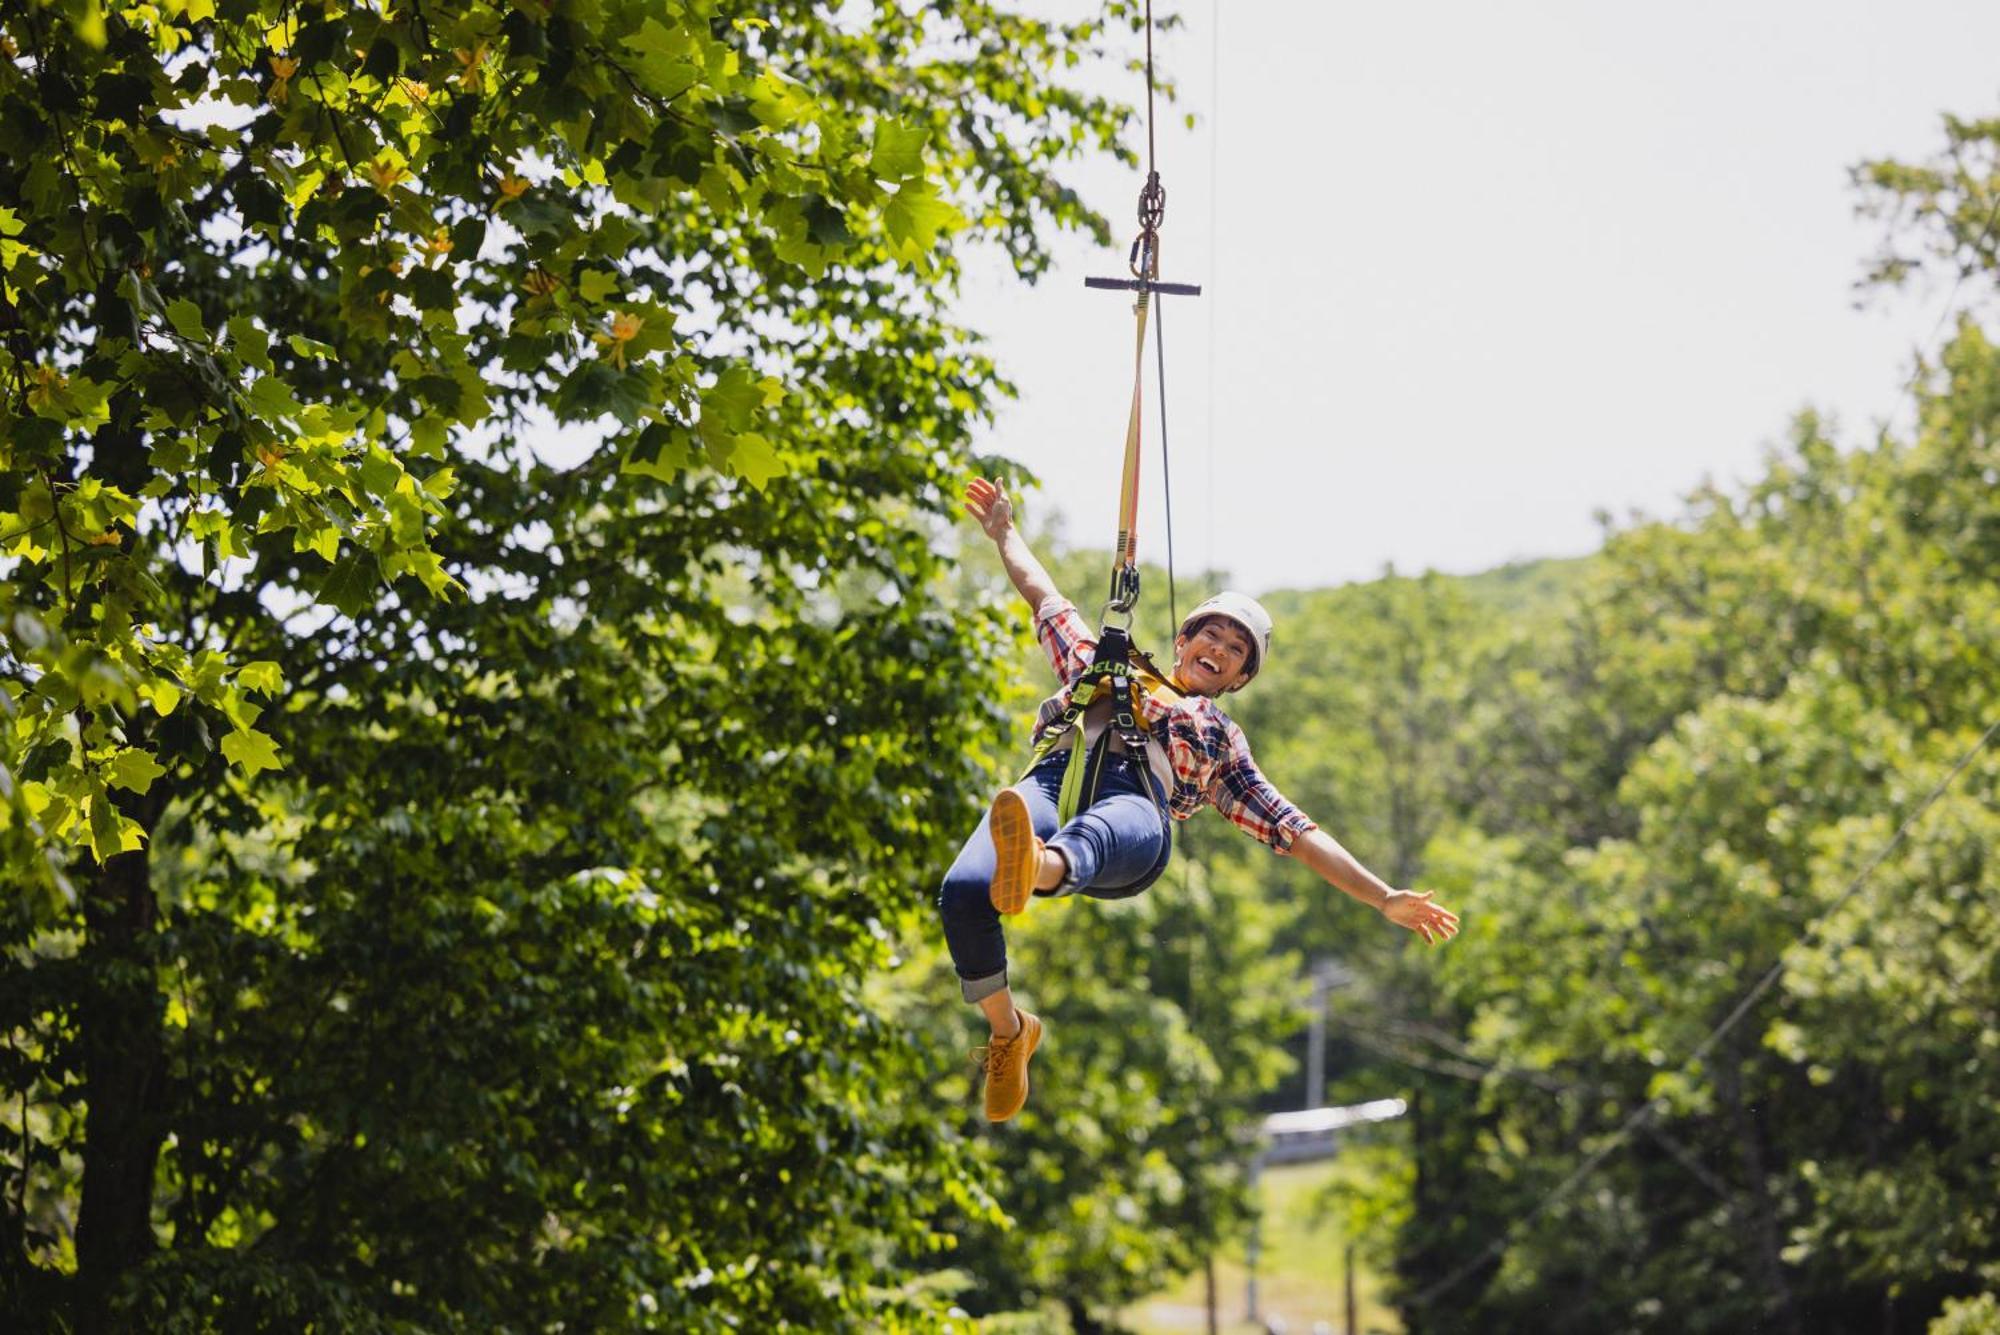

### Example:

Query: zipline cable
xmin=1039 ymin=0 xmax=1200 ymax=828
xmin=1204 ymin=0 xmax=1220 ymax=586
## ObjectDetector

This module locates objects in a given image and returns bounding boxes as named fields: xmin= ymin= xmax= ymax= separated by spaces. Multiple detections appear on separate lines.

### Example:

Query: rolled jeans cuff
xmin=960 ymin=967 xmax=1009 ymax=1004
xmin=1044 ymin=843 xmax=1082 ymax=895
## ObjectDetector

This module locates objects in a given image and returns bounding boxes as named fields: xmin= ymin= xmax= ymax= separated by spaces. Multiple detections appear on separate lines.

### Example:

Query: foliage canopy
xmin=0 ymin=0 xmax=1154 ymax=1328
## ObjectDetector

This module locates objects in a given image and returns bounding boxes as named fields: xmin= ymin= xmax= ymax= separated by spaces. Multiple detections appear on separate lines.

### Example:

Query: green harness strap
xmin=1052 ymin=688 xmax=1102 ymax=825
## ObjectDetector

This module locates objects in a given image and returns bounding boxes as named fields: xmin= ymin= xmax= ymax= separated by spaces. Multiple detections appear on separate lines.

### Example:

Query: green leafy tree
xmin=0 ymin=0 xmax=1158 ymax=1328
xmin=1286 ymin=109 xmax=2000 ymax=1335
xmin=1383 ymin=240 xmax=2000 ymax=1335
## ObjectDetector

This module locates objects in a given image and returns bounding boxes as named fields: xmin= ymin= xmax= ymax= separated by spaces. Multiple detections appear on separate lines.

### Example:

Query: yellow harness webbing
xmin=1108 ymin=237 xmax=1163 ymax=608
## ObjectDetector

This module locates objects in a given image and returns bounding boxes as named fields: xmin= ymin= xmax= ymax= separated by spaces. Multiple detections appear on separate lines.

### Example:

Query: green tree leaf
xmin=318 ymin=553 xmax=381 ymax=618
xmin=726 ymin=432 xmax=783 ymax=491
xmin=622 ymin=18 xmax=703 ymax=99
xmin=103 ymin=748 xmax=167 ymax=795
xmin=237 ymin=661 xmax=284 ymax=697
xmin=219 ymin=727 xmax=282 ymax=776
xmin=883 ymin=182 xmax=966 ymax=259
xmin=165 ymin=297 xmax=207 ymax=343
xmin=869 ymin=118 xmax=928 ymax=180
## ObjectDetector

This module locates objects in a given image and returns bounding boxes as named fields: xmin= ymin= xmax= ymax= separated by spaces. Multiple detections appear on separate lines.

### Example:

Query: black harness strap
xmin=1028 ymin=623 xmax=1184 ymax=825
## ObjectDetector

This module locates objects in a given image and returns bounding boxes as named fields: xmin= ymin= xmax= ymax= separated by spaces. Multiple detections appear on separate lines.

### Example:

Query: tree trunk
xmin=1063 ymin=1294 xmax=1109 ymax=1335
xmin=1716 ymin=1054 xmax=1801 ymax=1335
xmin=1403 ymin=1085 xmax=1428 ymax=1335
xmin=73 ymin=838 xmax=165 ymax=1334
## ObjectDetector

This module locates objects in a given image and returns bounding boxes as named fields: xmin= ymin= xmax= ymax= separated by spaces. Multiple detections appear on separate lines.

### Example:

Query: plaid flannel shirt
xmin=1031 ymin=595 xmax=1317 ymax=853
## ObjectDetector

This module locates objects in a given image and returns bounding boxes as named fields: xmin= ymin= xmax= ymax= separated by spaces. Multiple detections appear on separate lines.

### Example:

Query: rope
xmin=1109 ymin=275 xmax=1153 ymax=612
xmin=1143 ymin=0 xmax=1158 ymax=183
xmin=1158 ymin=292 xmax=1177 ymax=631
xmin=1108 ymin=0 xmax=1168 ymax=613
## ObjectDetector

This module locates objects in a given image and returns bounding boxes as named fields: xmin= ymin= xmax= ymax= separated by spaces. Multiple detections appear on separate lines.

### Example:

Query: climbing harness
xmin=1026 ymin=622 xmax=1180 ymax=824
xmin=1030 ymin=0 xmax=1201 ymax=825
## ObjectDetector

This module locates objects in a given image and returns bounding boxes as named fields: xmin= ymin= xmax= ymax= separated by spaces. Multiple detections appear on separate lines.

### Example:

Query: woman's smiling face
xmin=1173 ymin=617 xmax=1256 ymax=696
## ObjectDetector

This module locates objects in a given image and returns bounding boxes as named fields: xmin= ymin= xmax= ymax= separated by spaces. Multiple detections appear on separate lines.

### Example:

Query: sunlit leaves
xmin=725 ymin=432 xmax=784 ymax=492
xmin=3 ymin=0 xmax=1157 ymax=1327
xmin=620 ymin=18 xmax=708 ymax=101
xmin=870 ymin=118 xmax=931 ymax=182
xmin=236 ymin=662 xmax=284 ymax=697
xmin=102 ymin=747 xmax=167 ymax=795
xmin=884 ymin=182 xmax=968 ymax=266
xmin=219 ymin=727 xmax=282 ymax=777
xmin=0 ymin=204 xmax=26 ymax=269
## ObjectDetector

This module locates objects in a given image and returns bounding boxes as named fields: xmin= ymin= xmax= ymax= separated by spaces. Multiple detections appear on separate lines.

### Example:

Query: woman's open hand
xmin=1381 ymin=889 xmax=1460 ymax=946
xmin=964 ymin=477 xmax=1014 ymax=541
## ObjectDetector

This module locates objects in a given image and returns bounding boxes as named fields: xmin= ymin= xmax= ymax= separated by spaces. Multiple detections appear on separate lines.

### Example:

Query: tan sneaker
xmin=983 ymin=1009 xmax=1044 ymax=1122
xmin=987 ymin=789 xmax=1042 ymax=916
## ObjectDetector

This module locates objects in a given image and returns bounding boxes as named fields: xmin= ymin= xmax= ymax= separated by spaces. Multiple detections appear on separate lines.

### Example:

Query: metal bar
xmin=1083 ymin=276 xmax=1204 ymax=297
xmin=1244 ymin=1156 xmax=1260 ymax=1324
xmin=1307 ymin=972 xmax=1327 ymax=1110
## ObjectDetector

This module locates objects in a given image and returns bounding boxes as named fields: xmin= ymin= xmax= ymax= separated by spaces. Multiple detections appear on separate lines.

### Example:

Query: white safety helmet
xmin=1178 ymin=591 xmax=1274 ymax=685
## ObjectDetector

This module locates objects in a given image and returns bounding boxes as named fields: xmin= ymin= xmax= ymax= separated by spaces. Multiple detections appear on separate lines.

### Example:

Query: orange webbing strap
xmin=1110 ymin=240 xmax=1160 ymax=605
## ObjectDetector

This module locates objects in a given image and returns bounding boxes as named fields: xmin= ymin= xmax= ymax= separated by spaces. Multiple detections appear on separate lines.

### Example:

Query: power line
xmin=1410 ymin=719 xmax=1999 ymax=1311
xmin=1906 ymin=191 xmax=2000 ymax=389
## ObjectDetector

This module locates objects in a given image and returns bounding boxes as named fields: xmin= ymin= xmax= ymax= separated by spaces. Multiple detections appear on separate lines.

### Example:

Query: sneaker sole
xmin=988 ymin=789 xmax=1039 ymax=916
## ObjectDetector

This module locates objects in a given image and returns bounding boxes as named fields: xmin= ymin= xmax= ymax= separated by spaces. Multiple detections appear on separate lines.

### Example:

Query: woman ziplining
xmin=935 ymin=1 xmax=1458 ymax=1124
xmin=940 ymin=481 xmax=1463 ymax=1123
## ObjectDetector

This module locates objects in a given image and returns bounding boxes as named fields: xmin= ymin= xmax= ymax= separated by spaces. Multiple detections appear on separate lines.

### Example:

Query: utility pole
xmin=1306 ymin=970 xmax=1327 ymax=1109
xmin=1305 ymin=959 xmax=1352 ymax=1109
xmin=1345 ymin=1241 xmax=1358 ymax=1335
xmin=1245 ymin=1154 xmax=1262 ymax=1324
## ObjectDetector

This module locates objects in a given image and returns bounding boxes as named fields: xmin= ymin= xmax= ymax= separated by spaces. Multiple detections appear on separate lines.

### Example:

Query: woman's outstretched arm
xmin=1287 ymin=828 xmax=1461 ymax=945
xmin=965 ymin=477 xmax=1060 ymax=613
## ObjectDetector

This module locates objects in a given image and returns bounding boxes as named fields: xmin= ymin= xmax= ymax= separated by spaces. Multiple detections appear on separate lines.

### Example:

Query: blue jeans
xmin=936 ymin=749 xmax=1173 ymax=1002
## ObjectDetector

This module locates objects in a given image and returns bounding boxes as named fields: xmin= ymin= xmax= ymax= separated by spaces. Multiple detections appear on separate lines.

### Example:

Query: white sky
xmin=955 ymin=1 xmax=2000 ymax=593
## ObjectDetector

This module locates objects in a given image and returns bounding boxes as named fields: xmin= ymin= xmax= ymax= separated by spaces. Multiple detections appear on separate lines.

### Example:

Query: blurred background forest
xmin=935 ymin=288 xmax=2000 ymax=1330
xmin=1 ymin=2 xmax=1995 ymax=1332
